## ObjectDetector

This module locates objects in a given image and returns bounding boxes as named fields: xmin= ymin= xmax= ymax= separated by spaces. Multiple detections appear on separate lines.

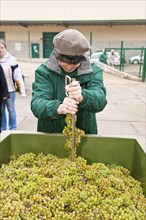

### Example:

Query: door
xmin=43 ymin=32 xmax=58 ymax=58
xmin=31 ymin=43 xmax=39 ymax=58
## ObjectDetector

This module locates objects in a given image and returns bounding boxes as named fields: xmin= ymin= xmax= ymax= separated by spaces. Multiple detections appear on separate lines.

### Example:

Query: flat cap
xmin=53 ymin=29 xmax=92 ymax=56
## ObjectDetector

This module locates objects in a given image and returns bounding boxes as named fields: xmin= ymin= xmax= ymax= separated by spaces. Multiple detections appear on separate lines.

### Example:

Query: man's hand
xmin=57 ymin=97 xmax=78 ymax=115
xmin=3 ymin=97 xmax=8 ymax=100
xmin=65 ymin=81 xmax=83 ymax=103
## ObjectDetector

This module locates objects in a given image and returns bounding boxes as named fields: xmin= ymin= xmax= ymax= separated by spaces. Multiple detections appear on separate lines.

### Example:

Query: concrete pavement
xmin=1 ymin=60 xmax=145 ymax=144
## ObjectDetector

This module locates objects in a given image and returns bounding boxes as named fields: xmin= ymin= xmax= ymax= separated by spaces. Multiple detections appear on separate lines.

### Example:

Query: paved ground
xmin=1 ymin=61 xmax=145 ymax=145
xmin=124 ymin=63 xmax=142 ymax=77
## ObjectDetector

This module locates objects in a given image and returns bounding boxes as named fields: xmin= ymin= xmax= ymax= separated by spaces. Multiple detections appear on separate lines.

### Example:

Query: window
xmin=0 ymin=32 xmax=5 ymax=40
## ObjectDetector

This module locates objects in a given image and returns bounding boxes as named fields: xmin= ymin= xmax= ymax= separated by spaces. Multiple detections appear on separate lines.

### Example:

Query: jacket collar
xmin=0 ymin=52 xmax=12 ymax=63
xmin=47 ymin=49 xmax=93 ymax=75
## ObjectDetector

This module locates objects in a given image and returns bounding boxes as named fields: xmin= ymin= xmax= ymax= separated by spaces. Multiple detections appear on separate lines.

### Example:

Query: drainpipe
xmin=90 ymin=32 xmax=92 ymax=57
xmin=28 ymin=31 xmax=31 ymax=59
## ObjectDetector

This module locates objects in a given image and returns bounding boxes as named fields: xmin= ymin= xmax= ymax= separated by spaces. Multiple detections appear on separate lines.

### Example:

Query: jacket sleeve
xmin=0 ymin=65 xmax=9 ymax=98
xmin=11 ymin=57 xmax=26 ymax=96
xmin=31 ymin=66 xmax=62 ymax=120
xmin=79 ymin=64 xmax=107 ymax=113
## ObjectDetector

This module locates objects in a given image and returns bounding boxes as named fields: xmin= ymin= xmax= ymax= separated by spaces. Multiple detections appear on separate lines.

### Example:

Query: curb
xmin=18 ymin=59 xmax=142 ymax=82
xmin=91 ymin=60 xmax=142 ymax=82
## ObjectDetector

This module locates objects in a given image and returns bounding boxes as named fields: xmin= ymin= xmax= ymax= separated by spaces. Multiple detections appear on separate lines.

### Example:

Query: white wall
xmin=1 ymin=24 xmax=145 ymax=59
xmin=1 ymin=0 xmax=145 ymax=20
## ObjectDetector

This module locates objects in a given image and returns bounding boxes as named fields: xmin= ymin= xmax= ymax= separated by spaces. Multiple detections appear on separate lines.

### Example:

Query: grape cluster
xmin=0 ymin=153 xmax=146 ymax=219
xmin=63 ymin=113 xmax=85 ymax=161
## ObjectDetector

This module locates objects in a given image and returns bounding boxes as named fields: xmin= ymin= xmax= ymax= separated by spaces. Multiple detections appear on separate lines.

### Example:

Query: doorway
xmin=31 ymin=43 xmax=40 ymax=58
xmin=43 ymin=32 xmax=58 ymax=58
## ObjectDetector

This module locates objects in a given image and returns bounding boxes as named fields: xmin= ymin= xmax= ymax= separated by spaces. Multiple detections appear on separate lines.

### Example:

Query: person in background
xmin=0 ymin=65 xmax=9 ymax=133
xmin=99 ymin=49 xmax=108 ymax=64
xmin=0 ymin=41 xmax=26 ymax=131
xmin=31 ymin=29 xmax=107 ymax=134
xmin=107 ymin=49 xmax=115 ymax=67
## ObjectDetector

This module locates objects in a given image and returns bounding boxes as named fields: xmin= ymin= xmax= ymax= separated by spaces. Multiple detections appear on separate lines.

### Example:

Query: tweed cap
xmin=53 ymin=29 xmax=92 ymax=56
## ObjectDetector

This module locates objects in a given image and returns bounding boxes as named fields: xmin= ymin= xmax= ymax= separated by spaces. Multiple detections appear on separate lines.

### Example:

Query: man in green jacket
xmin=31 ymin=29 xmax=107 ymax=134
xmin=99 ymin=49 xmax=108 ymax=64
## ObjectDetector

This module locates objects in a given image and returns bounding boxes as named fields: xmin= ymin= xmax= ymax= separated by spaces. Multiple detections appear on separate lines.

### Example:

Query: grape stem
xmin=65 ymin=75 xmax=77 ymax=161
xmin=71 ymin=114 xmax=76 ymax=161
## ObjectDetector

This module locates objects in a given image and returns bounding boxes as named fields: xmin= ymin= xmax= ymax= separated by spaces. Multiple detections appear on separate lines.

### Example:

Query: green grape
xmin=0 ymin=153 xmax=146 ymax=219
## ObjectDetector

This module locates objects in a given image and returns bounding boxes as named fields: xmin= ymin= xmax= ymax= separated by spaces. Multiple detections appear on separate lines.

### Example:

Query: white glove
xmin=65 ymin=81 xmax=83 ymax=103
xmin=57 ymin=97 xmax=78 ymax=115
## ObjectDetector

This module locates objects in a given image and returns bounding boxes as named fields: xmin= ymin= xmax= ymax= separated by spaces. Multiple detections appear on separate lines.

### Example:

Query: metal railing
xmin=103 ymin=43 xmax=145 ymax=82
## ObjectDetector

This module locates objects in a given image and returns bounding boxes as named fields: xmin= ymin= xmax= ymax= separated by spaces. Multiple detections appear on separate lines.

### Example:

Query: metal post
xmin=119 ymin=41 xmax=124 ymax=71
xmin=139 ymin=47 xmax=144 ymax=77
xmin=122 ymin=49 xmax=125 ymax=72
xmin=142 ymin=48 xmax=146 ymax=82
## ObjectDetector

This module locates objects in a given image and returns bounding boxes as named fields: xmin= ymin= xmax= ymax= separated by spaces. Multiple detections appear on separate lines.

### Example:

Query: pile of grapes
xmin=0 ymin=152 xmax=145 ymax=220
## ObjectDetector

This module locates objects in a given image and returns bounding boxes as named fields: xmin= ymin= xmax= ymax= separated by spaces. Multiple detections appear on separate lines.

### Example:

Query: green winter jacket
xmin=31 ymin=50 xmax=107 ymax=134
xmin=99 ymin=53 xmax=108 ymax=64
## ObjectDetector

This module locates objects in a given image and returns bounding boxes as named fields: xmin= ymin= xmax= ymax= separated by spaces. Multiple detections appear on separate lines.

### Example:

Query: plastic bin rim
xmin=0 ymin=130 xmax=145 ymax=153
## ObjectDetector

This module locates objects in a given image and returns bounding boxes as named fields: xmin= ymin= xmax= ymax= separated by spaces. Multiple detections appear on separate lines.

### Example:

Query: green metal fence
xmin=104 ymin=43 xmax=145 ymax=82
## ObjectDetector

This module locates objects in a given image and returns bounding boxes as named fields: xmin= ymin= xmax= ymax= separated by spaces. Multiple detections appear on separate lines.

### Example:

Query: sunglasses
xmin=56 ymin=53 xmax=85 ymax=65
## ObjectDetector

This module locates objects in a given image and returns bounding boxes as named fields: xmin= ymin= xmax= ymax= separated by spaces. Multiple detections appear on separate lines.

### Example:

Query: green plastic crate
xmin=0 ymin=132 xmax=145 ymax=195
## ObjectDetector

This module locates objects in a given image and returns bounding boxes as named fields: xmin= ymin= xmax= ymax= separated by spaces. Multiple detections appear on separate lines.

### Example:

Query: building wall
xmin=0 ymin=24 xmax=145 ymax=59
xmin=1 ymin=1 xmax=145 ymax=20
